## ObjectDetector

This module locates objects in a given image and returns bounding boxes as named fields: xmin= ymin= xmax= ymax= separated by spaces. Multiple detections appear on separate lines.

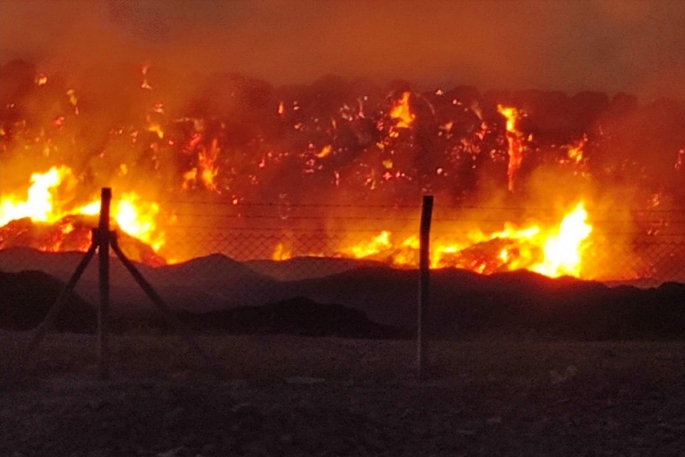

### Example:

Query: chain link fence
xmin=1 ymin=199 xmax=684 ymax=319
xmin=155 ymin=200 xmax=685 ymax=283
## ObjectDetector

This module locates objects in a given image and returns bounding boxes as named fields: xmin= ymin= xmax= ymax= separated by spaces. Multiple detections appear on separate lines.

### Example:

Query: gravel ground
xmin=2 ymin=333 xmax=685 ymax=456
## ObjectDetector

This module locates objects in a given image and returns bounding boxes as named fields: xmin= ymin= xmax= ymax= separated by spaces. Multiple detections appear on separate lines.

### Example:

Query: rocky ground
xmin=2 ymin=333 xmax=685 ymax=456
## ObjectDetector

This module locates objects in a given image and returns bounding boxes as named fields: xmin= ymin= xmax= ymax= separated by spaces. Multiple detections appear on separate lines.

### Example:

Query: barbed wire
xmin=106 ymin=196 xmax=685 ymax=213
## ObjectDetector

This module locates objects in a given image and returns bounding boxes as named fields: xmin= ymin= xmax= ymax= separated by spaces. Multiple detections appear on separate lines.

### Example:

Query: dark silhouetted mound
xmin=427 ymin=270 xmax=685 ymax=340
xmin=2 ymin=248 xmax=685 ymax=340
xmin=0 ymin=270 xmax=96 ymax=332
xmin=178 ymin=297 xmax=410 ymax=339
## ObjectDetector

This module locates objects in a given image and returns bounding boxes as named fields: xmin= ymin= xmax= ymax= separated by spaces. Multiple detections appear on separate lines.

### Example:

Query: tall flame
xmin=199 ymin=138 xmax=220 ymax=191
xmin=531 ymin=202 xmax=592 ymax=277
xmin=0 ymin=166 xmax=76 ymax=226
xmin=497 ymin=105 xmax=524 ymax=192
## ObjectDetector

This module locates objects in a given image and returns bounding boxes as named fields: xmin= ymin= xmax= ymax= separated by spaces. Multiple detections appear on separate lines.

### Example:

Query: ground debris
xmin=2 ymin=335 xmax=685 ymax=456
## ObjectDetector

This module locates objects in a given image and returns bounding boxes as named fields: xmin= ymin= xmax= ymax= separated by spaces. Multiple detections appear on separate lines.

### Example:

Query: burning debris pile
xmin=1 ymin=60 xmax=684 ymax=281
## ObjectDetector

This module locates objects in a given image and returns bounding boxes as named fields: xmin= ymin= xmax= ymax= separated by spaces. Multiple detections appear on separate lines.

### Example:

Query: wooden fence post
xmin=97 ymin=188 xmax=112 ymax=379
xmin=417 ymin=195 xmax=434 ymax=381
xmin=20 ymin=187 xmax=222 ymax=380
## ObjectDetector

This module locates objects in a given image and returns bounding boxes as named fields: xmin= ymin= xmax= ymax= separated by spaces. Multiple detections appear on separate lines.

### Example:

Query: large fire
xmin=0 ymin=166 xmax=165 ymax=264
xmin=497 ymin=105 xmax=525 ymax=192
xmin=0 ymin=165 xmax=593 ymax=278
xmin=1 ymin=61 xmax=683 ymax=282
xmin=332 ymin=201 xmax=592 ymax=278
xmin=0 ymin=164 xmax=594 ymax=278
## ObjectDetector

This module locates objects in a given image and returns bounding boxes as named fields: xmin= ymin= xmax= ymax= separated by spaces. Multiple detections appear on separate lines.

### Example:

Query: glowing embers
xmin=0 ymin=215 xmax=92 ymax=253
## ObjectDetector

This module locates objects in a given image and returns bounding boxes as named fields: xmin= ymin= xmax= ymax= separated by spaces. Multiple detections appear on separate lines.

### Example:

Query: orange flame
xmin=567 ymin=140 xmax=584 ymax=164
xmin=531 ymin=202 xmax=592 ymax=277
xmin=390 ymin=92 xmax=415 ymax=129
xmin=0 ymin=166 xmax=77 ymax=226
xmin=341 ymin=231 xmax=392 ymax=258
xmin=316 ymin=145 xmax=332 ymax=158
xmin=328 ymin=202 xmax=593 ymax=278
xmin=272 ymin=242 xmax=291 ymax=261
xmin=182 ymin=168 xmax=198 ymax=190
xmin=77 ymin=193 xmax=165 ymax=252
xmin=0 ymin=166 xmax=166 ymax=253
xmin=497 ymin=105 xmax=524 ymax=192
xmin=199 ymin=138 xmax=220 ymax=191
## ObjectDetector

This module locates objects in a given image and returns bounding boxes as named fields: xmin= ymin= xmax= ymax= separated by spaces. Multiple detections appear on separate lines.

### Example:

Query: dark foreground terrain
xmin=2 ymin=333 xmax=685 ymax=456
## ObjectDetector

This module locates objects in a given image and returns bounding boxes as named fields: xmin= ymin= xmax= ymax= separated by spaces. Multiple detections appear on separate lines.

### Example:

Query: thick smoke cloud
xmin=2 ymin=0 xmax=685 ymax=100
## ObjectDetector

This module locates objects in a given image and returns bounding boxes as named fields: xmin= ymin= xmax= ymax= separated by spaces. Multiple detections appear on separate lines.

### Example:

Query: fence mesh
xmin=155 ymin=200 xmax=685 ymax=284
xmin=0 ymin=199 xmax=684 ymax=317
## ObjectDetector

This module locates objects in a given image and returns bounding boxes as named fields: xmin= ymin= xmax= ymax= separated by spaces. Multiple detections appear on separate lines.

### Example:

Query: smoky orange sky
xmin=1 ymin=0 xmax=685 ymax=100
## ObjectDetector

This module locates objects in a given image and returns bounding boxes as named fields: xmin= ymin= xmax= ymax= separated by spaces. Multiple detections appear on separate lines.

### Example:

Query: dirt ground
xmin=2 ymin=333 xmax=685 ymax=456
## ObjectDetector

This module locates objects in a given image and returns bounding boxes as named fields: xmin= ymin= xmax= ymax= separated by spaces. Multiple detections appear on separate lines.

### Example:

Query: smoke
xmin=2 ymin=0 xmax=685 ymax=100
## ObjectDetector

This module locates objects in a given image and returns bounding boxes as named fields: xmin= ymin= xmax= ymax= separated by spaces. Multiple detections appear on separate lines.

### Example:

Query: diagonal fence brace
xmin=19 ymin=241 xmax=98 ymax=367
xmin=110 ymin=232 xmax=224 ymax=380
